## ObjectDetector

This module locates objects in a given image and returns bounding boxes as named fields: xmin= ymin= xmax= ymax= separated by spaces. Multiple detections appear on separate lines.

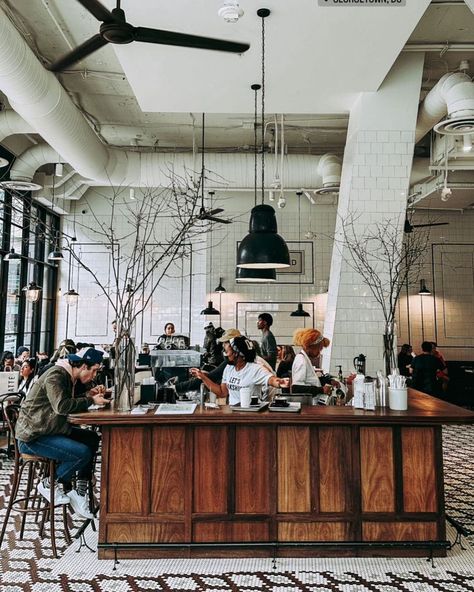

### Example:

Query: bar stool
xmin=0 ymin=392 xmax=24 ymax=457
xmin=0 ymin=404 xmax=71 ymax=558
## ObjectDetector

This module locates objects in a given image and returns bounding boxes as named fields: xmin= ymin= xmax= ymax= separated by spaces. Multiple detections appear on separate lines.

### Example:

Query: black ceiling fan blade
xmin=412 ymin=222 xmax=450 ymax=228
xmin=77 ymin=0 xmax=115 ymax=22
xmin=204 ymin=215 xmax=232 ymax=225
xmin=134 ymin=27 xmax=250 ymax=53
xmin=48 ymin=34 xmax=108 ymax=72
xmin=208 ymin=208 xmax=224 ymax=215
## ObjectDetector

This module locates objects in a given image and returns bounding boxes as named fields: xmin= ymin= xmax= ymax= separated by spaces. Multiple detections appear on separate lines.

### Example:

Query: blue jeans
xmin=18 ymin=427 xmax=100 ymax=484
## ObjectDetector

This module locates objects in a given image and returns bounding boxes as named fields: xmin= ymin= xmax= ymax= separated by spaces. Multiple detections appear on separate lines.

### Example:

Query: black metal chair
xmin=0 ymin=404 xmax=71 ymax=557
xmin=0 ymin=392 xmax=24 ymax=457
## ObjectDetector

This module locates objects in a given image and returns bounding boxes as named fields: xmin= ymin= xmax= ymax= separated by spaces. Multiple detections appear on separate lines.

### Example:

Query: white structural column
xmin=322 ymin=54 xmax=425 ymax=376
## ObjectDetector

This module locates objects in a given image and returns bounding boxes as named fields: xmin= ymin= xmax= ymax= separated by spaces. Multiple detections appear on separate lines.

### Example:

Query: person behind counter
xmin=397 ymin=343 xmax=413 ymax=377
xmin=276 ymin=345 xmax=296 ymax=378
xmin=291 ymin=329 xmax=333 ymax=398
xmin=257 ymin=313 xmax=278 ymax=370
xmin=193 ymin=336 xmax=288 ymax=405
xmin=15 ymin=347 xmax=111 ymax=520
xmin=176 ymin=328 xmax=241 ymax=394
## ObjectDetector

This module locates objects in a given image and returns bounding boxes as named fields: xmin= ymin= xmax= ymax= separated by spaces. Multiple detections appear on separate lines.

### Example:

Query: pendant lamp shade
xmin=214 ymin=278 xmax=226 ymax=293
xmin=48 ymin=249 xmax=64 ymax=261
xmin=290 ymin=302 xmax=310 ymax=317
xmin=235 ymin=267 xmax=276 ymax=283
xmin=64 ymin=288 xmax=80 ymax=306
xmin=237 ymin=204 xmax=290 ymax=269
xmin=418 ymin=279 xmax=431 ymax=295
xmin=201 ymin=301 xmax=220 ymax=315
xmin=4 ymin=248 xmax=20 ymax=261
xmin=22 ymin=281 xmax=42 ymax=303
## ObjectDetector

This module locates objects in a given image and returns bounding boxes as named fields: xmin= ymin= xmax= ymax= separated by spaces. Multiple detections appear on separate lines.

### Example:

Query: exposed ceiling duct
xmin=0 ymin=109 xmax=33 ymax=141
xmin=10 ymin=141 xmax=334 ymax=192
xmin=314 ymin=153 xmax=341 ymax=196
xmin=416 ymin=72 xmax=474 ymax=142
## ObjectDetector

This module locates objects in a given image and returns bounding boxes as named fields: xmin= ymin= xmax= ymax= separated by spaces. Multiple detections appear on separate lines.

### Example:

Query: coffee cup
xmin=250 ymin=396 xmax=259 ymax=406
xmin=273 ymin=396 xmax=289 ymax=407
xmin=240 ymin=387 xmax=252 ymax=408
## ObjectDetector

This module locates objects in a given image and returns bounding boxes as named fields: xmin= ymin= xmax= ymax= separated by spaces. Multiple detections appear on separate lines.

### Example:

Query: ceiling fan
xmin=48 ymin=0 xmax=250 ymax=72
xmin=195 ymin=115 xmax=231 ymax=225
xmin=403 ymin=217 xmax=449 ymax=234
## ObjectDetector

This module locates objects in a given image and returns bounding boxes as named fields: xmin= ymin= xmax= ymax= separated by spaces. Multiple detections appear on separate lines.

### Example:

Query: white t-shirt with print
xmin=222 ymin=362 xmax=273 ymax=405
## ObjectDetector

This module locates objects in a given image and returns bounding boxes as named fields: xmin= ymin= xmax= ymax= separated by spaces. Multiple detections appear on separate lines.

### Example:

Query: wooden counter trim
xmin=69 ymin=389 xmax=474 ymax=427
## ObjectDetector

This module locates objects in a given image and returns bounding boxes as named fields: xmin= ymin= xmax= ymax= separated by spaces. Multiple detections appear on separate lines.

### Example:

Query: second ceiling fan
xmin=48 ymin=0 xmax=250 ymax=72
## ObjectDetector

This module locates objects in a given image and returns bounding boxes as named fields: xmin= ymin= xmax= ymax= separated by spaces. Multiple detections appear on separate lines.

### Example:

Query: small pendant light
xmin=4 ymin=248 xmax=20 ymax=261
xmin=22 ymin=281 xmax=42 ymax=303
xmin=200 ymin=119 xmax=220 ymax=317
xmin=418 ymin=279 xmax=431 ymax=295
xmin=47 ymin=179 xmax=64 ymax=261
xmin=64 ymin=288 xmax=80 ymax=306
xmin=290 ymin=191 xmax=310 ymax=317
xmin=236 ymin=9 xmax=290 ymax=270
xmin=214 ymin=277 xmax=226 ymax=293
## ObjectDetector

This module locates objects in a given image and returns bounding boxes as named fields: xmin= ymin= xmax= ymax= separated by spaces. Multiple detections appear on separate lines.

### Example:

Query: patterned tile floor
xmin=1 ymin=424 xmax=474 ymax=591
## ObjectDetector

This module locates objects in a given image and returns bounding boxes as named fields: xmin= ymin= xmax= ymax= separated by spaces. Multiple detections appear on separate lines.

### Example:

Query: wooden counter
xmin=69 ymin=389 xmax=474 ymax=559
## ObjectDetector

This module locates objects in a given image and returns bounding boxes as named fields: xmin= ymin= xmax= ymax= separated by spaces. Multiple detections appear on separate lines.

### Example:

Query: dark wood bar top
xmin=69 ymin=388 xmax=474 ymax=426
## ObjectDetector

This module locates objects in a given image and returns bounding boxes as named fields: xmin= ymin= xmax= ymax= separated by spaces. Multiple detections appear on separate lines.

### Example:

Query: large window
xmin=0 ymin=188 xmax=59 ymax=356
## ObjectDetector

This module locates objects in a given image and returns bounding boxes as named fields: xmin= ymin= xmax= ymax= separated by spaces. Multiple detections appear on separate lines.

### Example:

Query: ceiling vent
xmin=313 ymin=153 xmax=341 ymax=196
xmin=0 ymin=180 xmax=42 ymax=191
xmin=434 ymin=116 xmax=474 ymax=136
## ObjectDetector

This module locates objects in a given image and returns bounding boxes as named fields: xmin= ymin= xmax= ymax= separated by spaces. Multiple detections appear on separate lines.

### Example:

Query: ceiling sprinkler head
xmin=440 ymin=186 xmax=452 ymax=202
xmin=277 ymin=196 xmax=286 ymax=209
xmin=218 ymin=0 xmax=244 ymax=22
xmin=305 ymin=231 xmax=316 ymax=239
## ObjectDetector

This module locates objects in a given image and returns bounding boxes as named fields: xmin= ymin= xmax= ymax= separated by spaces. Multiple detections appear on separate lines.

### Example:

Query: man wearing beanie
xmin=16 ymin=347 xmax=111 ymax=520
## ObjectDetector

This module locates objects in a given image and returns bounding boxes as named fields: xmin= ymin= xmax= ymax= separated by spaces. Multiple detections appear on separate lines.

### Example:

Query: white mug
xmin=240 ymin=387 xmax=252 ymax=408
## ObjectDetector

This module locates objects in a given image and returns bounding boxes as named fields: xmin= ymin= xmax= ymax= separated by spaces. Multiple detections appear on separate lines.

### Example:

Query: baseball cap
xmin=67 ymin=347 xmax=104 ymax=365
xmin=229 ymin=336 xmax=256 ymax=362
xmin=17 ymin=346 xmax=30 ymax=357
xmin=217 ymin=328 xmax=241 ymax=343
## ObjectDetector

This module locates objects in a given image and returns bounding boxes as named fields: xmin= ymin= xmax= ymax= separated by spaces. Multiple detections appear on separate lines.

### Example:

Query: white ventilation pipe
xmin=316 ymin=153 xmax=341 ymax=187
xmin=0 ymin=109 xmax=33 ymax=141
xmin=34 ymin=172 xmax=90 ymax=201
xmin=10 ymin=143 xmax=66 ymax=182
xmin=10 ymin=141 xmax=330 ymax=189
xmin=416 ymin=72 xmax=474 ymax=142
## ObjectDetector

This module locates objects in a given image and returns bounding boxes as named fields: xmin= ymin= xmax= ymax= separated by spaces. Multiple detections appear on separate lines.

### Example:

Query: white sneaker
xmin=37 ymin=479 xmax=70 ymax=505
xmin=67 ymin=489 xmax=94 ymax=520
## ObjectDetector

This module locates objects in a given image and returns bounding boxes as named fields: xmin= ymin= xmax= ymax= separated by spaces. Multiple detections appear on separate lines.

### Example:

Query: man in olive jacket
xmin=16 ymin=347 xmax=110 ymax=519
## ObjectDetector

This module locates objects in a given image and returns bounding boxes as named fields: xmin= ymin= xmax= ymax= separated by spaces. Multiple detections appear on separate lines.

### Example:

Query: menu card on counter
xmin=155 ymin=403 xmax=197 ymax=415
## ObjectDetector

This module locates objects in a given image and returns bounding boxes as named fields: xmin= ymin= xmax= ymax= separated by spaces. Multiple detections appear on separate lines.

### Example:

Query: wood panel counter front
xmin=69 ymin=389 xmax=474 ymax=559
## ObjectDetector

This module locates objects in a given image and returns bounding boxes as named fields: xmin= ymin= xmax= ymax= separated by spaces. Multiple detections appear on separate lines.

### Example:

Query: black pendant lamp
xmin=418 ymin=279 xmax=431 ymax=295
xmin=235 ymin=267 xmax=276 ymax=283
xmin=290 ymin=191 xmax=310 ymax=317
xmin=200 ymin=122 xmax=220 ymax=317
xmin=236 ymin=9 xmax=290 ymax=270
xmin=214 ymin=277 xmax=226 ymax=293
xmin=4 ymin=248 xmax=20 ymax=261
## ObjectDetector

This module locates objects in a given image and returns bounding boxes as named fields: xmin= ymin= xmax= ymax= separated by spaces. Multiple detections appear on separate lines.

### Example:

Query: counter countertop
xmin=68 ymin=388 xmax=474 ymax=426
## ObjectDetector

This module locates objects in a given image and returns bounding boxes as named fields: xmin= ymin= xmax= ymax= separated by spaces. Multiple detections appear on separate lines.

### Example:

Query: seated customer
xmin=16 ymin=346 xmax=31 ymax=366
xmin=292 ymin=329 xmax=333 ymax=398
xmin=411 ymin=341 xmax=444 ymax=395
xmin=18 ymin=358 xmax=37 ymax=396
xmin=192 ymin=336 xmax=288 ymax=405
xmin=15 ymin=348 xmax=111 ymax=519
xmin=1 ymin=351 xmax=19 ymax=372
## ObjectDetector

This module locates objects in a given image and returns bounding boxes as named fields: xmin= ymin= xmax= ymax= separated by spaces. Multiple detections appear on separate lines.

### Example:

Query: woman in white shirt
xmin=292 ymin=329 xmax=332 ymax=398
xmin=193 ymin=336 xmax=288 ymax=405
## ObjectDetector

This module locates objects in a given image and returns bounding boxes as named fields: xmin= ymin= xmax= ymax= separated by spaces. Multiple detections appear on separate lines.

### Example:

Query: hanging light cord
xmin=297 ymin=191 xmax=302 ymax=302
xmin=201 ymin=113 xmax=205 ymax=209
xmin=254 ymin=85 xmax=258 ymax=207
xmin=260 ymin=11 xmax=266 ymax=205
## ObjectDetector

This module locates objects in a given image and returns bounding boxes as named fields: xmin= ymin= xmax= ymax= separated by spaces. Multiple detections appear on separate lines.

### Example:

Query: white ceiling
xmin=106 ymin=0 xmax=430 ymax=114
